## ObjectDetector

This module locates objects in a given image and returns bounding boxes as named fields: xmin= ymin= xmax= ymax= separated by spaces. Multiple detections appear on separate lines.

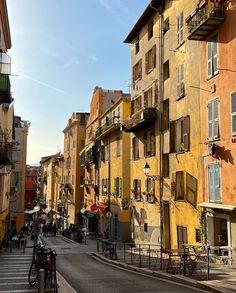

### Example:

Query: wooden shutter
xmin=183 ymin=116 xmax=190 ymax=151
xmin=138 ymin=179 xmax=141 ymax=196
xmin=214 ymin=164 xmax=220 ymax=201
xmin=180 ymin=11 xmax=184 ymax=44
xmin=169 ymin=120 xmax=176 ymax=153
xmin=231 ymin=92 xmax=236 ymax=135
xmin=208 ymin=164 xmax=215 ymax=201
xmin=145 ymin=52 xmax=148 ymax=73
xmin=175 ymin=119 xmax=182 ymax=153
xmin=186 ymin=173 xmax=197 ymax=206
xmin=153 ymin=45 xmax=156 ymax=68
xmin=176 ymin=171 xmax=184 ymax=200
xmin=177 ymin=15 xmax=180 ymax=45
xmin=171 ymin=172 xmax=176 ymax=197
xmin=177 ymin=66 xmax=180 ymax=97
xmin=138 ymin=59 xmax=142 ymax=79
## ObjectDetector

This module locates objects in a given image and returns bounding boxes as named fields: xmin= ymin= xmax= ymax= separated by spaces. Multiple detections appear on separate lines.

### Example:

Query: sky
xmin=7 ymin=0 xmax=150 ymax=165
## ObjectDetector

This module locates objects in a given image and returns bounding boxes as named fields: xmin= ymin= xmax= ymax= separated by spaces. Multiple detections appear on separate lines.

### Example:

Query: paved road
xmin=43 ymin=235 xmax=209 ymax=293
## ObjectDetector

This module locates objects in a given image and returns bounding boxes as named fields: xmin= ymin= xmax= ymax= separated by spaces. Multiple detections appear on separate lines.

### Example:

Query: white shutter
xmin=177 ymin=15 xmax=180 ymax=45
xmin=231 ymin=92 xmax=236 ymax=135
xmin=177 ymin=66 xmax=180 ymax=97
xmin=208 ymin=102 xmax=213 ymax=140
xmin=213 ymin=100 xmax=219 ymax=139
xmin=207 ymin=41 xmax=212 ymax=78
xmin=180 ymin=11 xmax=184 ymax=44
xmin=212 ymin=34 xmax=218 ymax=75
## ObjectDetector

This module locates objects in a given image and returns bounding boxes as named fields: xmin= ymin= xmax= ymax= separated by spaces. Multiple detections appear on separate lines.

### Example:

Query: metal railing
xmin=97 ymin=240 xmax=236 ymax=281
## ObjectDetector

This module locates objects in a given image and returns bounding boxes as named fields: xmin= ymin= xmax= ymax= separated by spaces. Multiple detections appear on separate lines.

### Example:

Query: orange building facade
xmin=186 ymin=0 xmax=236 ymax=249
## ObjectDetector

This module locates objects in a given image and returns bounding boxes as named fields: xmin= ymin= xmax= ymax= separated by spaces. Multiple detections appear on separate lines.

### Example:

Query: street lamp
xmin=103 ymin=185 xmax=111 ymax=239
xmin=143 ymin=162 xmax=164 ymax=268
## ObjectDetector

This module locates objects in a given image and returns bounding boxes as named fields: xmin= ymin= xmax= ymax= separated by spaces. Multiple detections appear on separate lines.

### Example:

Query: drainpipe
xmin=150 ymin=0 xmax=164 ymax=254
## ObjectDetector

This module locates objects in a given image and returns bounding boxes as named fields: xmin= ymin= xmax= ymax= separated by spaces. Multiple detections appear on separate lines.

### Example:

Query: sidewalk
xmin=92 ymin=252 xmax=236 ymax=293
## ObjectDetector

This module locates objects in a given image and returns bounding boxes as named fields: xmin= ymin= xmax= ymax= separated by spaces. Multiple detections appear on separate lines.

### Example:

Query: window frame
xmin=207 ymin=33 xmax=218 ymax=79
xmin=207 ymin=98 xmax=220 ymax=141
xmin=208 ymin=162 xmax=221 ymax=203
xmin=230 ymin=91 xmax=236 ymax=136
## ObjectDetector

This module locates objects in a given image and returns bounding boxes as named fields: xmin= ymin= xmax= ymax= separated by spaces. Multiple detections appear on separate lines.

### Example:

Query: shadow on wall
xmin=214 ymin=145 xmax=234 ymax=165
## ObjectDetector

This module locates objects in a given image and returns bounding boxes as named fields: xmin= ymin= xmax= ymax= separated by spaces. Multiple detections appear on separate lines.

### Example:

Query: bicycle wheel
xmin=28 ymin=261 xmax=37 ymax=287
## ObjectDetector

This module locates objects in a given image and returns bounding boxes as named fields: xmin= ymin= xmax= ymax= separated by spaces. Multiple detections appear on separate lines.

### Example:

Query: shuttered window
xmin=207 ymin=99 xmax=219 ymax=140
xmin=132 ymin=59 xmax=142 ymax=86
xmin=177 ymin=11 xmax=184 ymax=46
xmin=132 ymin=137 xmax=139 ymax=160
xmin=114 ymin=177 xmax=120 ymax=197
xmin=177 ymin=226 xmax=188 ymax=249
xmin=133 ymin=179 xmax=141 ymax=199
xmin=176 ymin=171 xmax=185 ymax=200
xmin=186 ymin=173 xmax=197 ymax=207
xmin=175 ymin=116 xmax=190 ymax=153
xmin=208 ymin=163 xmax=221 ymax=202
xmin=144 ymin=88 xmax=152 ymax=108
xmin=145 ymin=45 xmax=156 ymax=73
xmin=163 ymin=154 xmax=169 ymax=178
xmin=231 ymin=92 xmax=236 ymax=135
xmin=177 ymin=64 xmax=184 ymax=99
xmin=207 ymin=33 xmax=218 ymax=78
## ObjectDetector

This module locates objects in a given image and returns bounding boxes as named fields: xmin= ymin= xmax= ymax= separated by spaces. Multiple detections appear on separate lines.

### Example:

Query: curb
xmin=92 ymin=253 xmax=234 ymax=293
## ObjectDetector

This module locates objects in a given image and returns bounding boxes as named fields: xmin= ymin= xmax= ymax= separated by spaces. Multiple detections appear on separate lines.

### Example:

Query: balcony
xmin=0 ymin=140 xmax=13 ymax=169
xmin=95 ymin=116 xmax=120 ymax=140
xmin=186 ymin=0 xmax=225 ymax=41
xmin=0 ymin=74 xmax=11 ymax=104
xmin=124 ymin=107 xmax=157 ymax=133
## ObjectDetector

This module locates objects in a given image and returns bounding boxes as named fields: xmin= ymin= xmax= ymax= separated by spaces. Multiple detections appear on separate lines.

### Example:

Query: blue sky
xmin=7 ymin=0 xmax=150 ymax=164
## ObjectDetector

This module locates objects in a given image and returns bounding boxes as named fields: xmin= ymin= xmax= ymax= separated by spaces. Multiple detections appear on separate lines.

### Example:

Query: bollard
xmin=38 ymin=269 xmax=45 ymax=293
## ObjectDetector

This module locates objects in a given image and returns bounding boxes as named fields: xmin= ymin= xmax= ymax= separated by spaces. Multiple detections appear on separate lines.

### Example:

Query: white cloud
xmin=89 ymin=54 xmax=98 ymax=62
xmin=98 ymin=0 xmax=128 ymax=14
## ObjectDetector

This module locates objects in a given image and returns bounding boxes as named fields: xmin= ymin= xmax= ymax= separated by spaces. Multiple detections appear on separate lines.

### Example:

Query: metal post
xmin=38 ymin=269 xmax=45 ymax=293
xmin=207 ymin=245 xmax=210 ymax=280
xmin=148 ymin=245 xmax=151 ymax=269
xmin=139 ymin=244 xmax=141 ymax=267
xmin=124 ymin=243 xmax=126 ymax=262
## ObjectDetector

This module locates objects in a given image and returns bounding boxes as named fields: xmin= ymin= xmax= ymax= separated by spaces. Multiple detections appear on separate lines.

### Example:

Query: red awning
xmin=90 ymin=204 xmax=99 ymax=211
xmin=98 ymin=203 xmax=108 ymax=211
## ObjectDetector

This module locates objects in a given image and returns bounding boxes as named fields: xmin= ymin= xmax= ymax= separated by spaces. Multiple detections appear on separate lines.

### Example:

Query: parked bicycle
xmin=28 ymin=243 xmax=58 ymax=292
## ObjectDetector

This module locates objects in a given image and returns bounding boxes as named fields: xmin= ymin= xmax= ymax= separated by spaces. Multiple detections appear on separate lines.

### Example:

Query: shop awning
xmin=98 ymin=203 xmax=108 ymax=211
xmin=198 ymin=202 xmax=236 ymax=211
xmin=24 ymin=206 xmax=40 ymax=214
xmin=79 ymin=142 xmax=95 ymax=156
xmin=91 ymin=204 xmax=99 ymax=211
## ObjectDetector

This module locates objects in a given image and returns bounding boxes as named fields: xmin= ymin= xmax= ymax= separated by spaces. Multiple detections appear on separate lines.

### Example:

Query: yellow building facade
xmin=124 ymin=0 xmax=202 ymax=248
xmin=62 ymin=112 xmax=89 ymax=225
xmin=10 ymin=116 xmax=30 ymax=232
xmin=97 ymin=95 xmax=131 ymax=241
xmin=0 ymin=0 xmax=12 ymax=242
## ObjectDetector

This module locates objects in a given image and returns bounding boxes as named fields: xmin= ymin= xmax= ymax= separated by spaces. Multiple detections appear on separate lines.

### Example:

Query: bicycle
xmin=28 ymin=245 xmax=58 ymax=292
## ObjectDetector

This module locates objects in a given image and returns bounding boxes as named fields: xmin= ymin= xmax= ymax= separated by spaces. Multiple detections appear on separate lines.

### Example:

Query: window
xmin=148 ymin=19 xmax=153 ymax=40
xmin=177 ymin=64 xmax=184 ymax=99
xmin=81 ymin=140 xmax=85 ymax=148
xmin=114 ymin=177 xmax=120 ymax=197
xmin=144 ymin=130 xmax=155 ymax=157
xmin=132 ymin=137 xmax=139 ymax=160
xmin=163 ymin=60 xmax=170 ymax=82
xmin=171 ymin=116 xmax=190 ymax=153
xmin=231 ymin=92 xmax=236 ymax=135
xmin=145 ymin=178 xmax=155 ymax=194
xmin=134 ymin=96 xmax=142 ymax=112
xmin=133 ymin=179 xmax=141 ymax=199
xmin=162 ymin=99 xmax=169 ymax=131
xmin=207 ymin=99 xmax=219 ymax=140
xmin=186 ymin=173 xmax=197 ymax=207
xmin=207 ymin=33 xmax=218 ymax=78
xmin=177 ymin=226 xmax=187 ymax=249
xmin=162 ymin=154 xmax=169 ymax=177
xmin=163 ymin=17 xmax=170 ymax=34
xmin=105 ymin=143 xmax=109 ymax=161
xmin=177 ymin=11 xmax=184 ymax=46
xmin=132 ymin=59 xmax=142 ymax=85
xmin=80 ymin=114 xmax=87 ymax=124
xmin=116 ymin=137 xmax=120 ymax=157
xmin=208 ymin=163 xmax=221 ymax=202
xmin=144 ymin=88 xmax=152 ymax=108
xmin=144 ymin=223 xmax=148 ymax=232
xmin=145 ymin=45 xmax=156 ymax=73
xmin=196 ymin=229 xmax=201 ymax=243
xmin=176 ymin=171 xmax=184 ymax=200
xmin=135 ymin=38 xmax=139 ymax=54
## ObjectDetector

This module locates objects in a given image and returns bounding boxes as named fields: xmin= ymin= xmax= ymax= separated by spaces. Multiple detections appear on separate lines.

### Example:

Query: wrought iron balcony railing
xmin=124 ymin=107 xmax=157 ymax=133
xmin=95 ymin=116 xmax=120 ymax=139
xmin=186 ymin=0 xmax=225 ymax=40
